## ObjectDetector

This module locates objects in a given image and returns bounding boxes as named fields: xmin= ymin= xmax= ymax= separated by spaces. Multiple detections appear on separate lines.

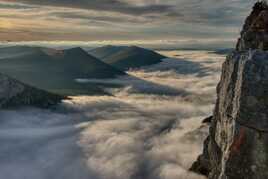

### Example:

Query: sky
xmin=0 ymin=0 xmax=255 ymax=48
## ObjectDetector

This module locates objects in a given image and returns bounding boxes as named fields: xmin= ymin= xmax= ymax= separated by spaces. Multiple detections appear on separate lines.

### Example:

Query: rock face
xmin=236 ymin=1 xmax=268 ymax=51
xmin=191 ymin=2 xmax=268 ymax=179
xmin=0 ymin=73 xmax=64 ymax=108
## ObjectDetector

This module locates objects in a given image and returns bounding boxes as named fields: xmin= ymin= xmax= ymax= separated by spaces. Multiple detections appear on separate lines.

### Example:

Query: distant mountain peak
xmin=0 ymin=46 xmax=126 ymax=95
xmin=89 ymin=45 xmax=166 ymax=70
xmin=64 ymin=47 xmax=87 ymax=54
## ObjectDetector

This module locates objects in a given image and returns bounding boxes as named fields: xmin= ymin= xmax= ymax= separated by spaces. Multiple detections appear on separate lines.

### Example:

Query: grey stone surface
xmin=191 ymin=49 xmax=268 ymax=179
xmin=191 ymin=2 xmax=268 ymax=178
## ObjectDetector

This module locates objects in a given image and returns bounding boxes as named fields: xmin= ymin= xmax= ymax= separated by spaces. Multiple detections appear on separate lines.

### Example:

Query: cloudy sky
xmin=0 ymin=0 xmax=254 ymax=48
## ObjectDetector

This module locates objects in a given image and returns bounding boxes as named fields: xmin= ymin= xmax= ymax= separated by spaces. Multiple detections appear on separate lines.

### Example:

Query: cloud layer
xmin=0 ymin=50 xmax=224 ymax=179
xmin=0 ymin=0 xmax=254 ymax=47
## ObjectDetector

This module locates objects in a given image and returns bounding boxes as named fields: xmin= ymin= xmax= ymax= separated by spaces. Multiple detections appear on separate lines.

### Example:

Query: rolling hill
xmin=0 ymin=46 xmax=126 ymax=95
xmin=89 ymin=45 xmax=166 ymax=70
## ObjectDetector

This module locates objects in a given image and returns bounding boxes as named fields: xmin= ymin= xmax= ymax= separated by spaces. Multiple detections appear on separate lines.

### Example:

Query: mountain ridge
xmin=0 ymin=46 xmax=126 ymax=95
xmin=89 ymin=45 xmax=166 ymax=70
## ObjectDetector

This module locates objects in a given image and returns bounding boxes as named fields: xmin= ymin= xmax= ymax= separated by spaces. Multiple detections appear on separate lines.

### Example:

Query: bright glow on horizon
xmin=0 ymin=38 xmax=236 ymax=49
xmin=0 ymin=19 xmax=12 ymax=28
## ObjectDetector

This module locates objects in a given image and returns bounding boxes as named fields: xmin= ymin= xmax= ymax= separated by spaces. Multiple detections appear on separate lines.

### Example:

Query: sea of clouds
xmin=0 ymin=50 xmax=225 ymax=179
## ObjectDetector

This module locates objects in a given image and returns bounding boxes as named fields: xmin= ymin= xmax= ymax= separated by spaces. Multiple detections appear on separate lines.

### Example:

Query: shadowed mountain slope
xmin=89 ymin=45 xmax=166 ymax=70
xmin=0 ymin=46 xmax=126 ymax=95
xmin=0 ymin=73 xmax=64 ymax=108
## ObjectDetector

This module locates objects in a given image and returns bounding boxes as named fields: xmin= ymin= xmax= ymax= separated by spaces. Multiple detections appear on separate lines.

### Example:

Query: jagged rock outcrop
xmin=0 ymin=73 xmax=64 ymax=108
xmin=236 ymin=1 xmax=268 ymax=51
xmin=191 ymin=2 xmax=268 ymax=179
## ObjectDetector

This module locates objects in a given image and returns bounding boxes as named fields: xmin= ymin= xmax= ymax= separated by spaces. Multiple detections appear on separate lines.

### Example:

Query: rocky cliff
xmin=237 ymin=1 xmax=268 ymax=51
xmin=0 ymin=73 xmax=64 ymax=108
xmin=191 ymin=2 xmax=268 ymax=179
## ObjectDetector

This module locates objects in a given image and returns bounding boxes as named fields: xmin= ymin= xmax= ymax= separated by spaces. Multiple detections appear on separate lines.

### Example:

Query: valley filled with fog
xmin=0 ymin=50 xmax=225 ymax=179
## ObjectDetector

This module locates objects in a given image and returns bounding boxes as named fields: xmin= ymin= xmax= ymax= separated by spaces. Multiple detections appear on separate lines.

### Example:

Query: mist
xmin=0 ymin=50 xmax=225 ymax=179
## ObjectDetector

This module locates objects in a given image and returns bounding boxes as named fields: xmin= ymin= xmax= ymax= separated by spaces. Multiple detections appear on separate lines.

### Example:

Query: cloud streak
xmin=2 ymin=0 xmax=175 ymax=16
xmin=0 ymin=0 xmax=255 ymax=47
xmin=0 ymin=0 xmax=253 ymax=24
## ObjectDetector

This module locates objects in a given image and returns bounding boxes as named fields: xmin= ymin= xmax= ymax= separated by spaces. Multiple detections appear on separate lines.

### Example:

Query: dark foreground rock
xmin=191 ymin=2 xmax=268 ymax=179
xmin=236 ymin=1 xmax=268 ymax=51
xmin=0 ymin=73 xmax=64 ymax=108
